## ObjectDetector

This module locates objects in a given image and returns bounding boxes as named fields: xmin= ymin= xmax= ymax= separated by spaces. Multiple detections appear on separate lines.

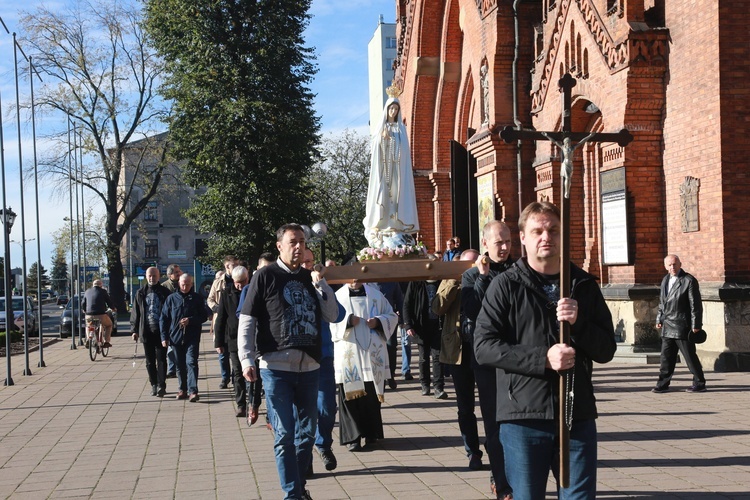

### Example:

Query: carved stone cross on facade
xmin=498 ymin=73 xmax=633 ymax=487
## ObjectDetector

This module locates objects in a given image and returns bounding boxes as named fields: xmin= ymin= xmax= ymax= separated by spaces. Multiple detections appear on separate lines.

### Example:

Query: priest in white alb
xmin=331 ymin=282 xmax=398 ymax=451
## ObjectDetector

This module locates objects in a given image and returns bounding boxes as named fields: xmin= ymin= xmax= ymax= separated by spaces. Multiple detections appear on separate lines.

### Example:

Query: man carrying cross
xmin=474 ymin=201 xmax=616 ymax=499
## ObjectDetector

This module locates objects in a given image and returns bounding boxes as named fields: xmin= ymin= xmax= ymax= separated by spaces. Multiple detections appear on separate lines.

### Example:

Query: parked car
xmin=0 ymin=296 xmax=38 ymax=335
xmin=56 ymin=295 xmax=69 ymax=307
xmin=59 ymin=296 xmax=118 ymax=338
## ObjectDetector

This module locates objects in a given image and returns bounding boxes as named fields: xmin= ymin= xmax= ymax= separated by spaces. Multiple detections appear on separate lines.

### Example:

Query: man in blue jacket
xmin=161 ymin=273 xmax=209 ymax=402
xmin=474 ymin=202 xmax=616 ymax=499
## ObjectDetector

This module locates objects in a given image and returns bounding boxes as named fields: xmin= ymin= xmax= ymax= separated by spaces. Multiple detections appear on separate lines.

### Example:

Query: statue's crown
xmin=386 ymin=84 xmax=402 ymax=98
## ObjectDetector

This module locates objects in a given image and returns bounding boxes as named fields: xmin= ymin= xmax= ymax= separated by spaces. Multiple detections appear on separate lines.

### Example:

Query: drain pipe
xmin=512 ymin=0 xmax=525 ymax=256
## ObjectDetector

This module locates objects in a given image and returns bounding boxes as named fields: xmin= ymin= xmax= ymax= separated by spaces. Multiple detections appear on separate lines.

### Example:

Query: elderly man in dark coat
xmin=652 ymin=254 xmax=707 ymax=393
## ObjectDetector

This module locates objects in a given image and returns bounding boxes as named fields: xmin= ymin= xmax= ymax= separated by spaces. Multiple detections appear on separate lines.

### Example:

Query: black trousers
xmin=656 ymin=337 xmax=706 ymax=389
xmin=229 ymin=350 xmax=248 ymax=408
xmin=143 ymin=338 xmax=167 ymax=390
xmin=386 ymin=325 xmax=398 ymax=379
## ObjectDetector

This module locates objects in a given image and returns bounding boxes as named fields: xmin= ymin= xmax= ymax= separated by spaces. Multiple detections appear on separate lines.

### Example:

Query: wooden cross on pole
xmin=498 ymin=73 xmax=633 ymax=487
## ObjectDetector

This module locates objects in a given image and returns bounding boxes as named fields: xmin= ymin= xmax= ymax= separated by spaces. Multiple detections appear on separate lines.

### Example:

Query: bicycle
xmin=86 ymin=316 xmax=109 ymax=361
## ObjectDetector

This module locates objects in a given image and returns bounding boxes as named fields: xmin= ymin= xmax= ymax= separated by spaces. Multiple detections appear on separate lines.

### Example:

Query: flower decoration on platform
xmin=357 ymin=241 xmax=428 ymax=261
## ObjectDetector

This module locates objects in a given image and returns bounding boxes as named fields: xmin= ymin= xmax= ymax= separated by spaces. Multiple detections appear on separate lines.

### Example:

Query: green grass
xmin=0 ymin=330 xmax=23 ymax=344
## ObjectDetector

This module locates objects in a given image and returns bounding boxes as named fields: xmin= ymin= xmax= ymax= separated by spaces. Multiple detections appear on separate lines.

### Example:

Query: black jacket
xmin=460 ymin=255 xmax=514 ymax=337
xmin=474 ymin=258 xmax=616 ymax=423
xmin=130 ymin=283 xmax=171 ymax=343
xmin=214 ymin=283 xmax=241 ymax=352
xmin=403 ymin=280 xmax=441 ymax=346
xmin=656 ymin=270 xmax=702 ymax=339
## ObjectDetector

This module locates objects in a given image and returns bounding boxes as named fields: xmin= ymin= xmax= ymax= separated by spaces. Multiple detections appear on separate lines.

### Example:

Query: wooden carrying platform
xmin=322 ymin=259 xmax=474 ymax=285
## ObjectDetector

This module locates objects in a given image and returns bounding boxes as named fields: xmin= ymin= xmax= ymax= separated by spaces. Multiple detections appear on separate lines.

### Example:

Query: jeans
xmin=167 ymin=345 xmax=176 ymax=374
xmin=451 ymin=342 xmax=480 ymax=456
xmin=143 ymin=338 xmax=167 ymax=390
xmin=218 ymin=345 xmax=230 ymax=382
xmin=501 ymin=419 xmax=597 ymax=500
xmin=401 ymin=327 xmax=412 ymax=375
xmin=172 ymin=338 xmax=200 ymax=395
xmin=315 ymin=357 xmax=337 ymax=451
xmin=229 ymin=350 xmax=249 ymax=408
xmin=261 ymin=368 xmax=319 ymax=499
xmin=417 ymin=341 xmax=444 ymax=391
xmin=656 ymin=337 xmax=706 ymax=389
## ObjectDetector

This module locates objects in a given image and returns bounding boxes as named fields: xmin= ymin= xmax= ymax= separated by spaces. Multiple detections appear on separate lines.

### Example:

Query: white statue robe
xmin=332 ymin=284 xmax=398 ymax=402
xmin=363 ymin=97 xmax=420 ymax=247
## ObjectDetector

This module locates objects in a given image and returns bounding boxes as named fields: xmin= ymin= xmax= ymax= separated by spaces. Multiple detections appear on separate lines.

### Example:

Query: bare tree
xmin=18 ymin=0 xmax=170 ymax=310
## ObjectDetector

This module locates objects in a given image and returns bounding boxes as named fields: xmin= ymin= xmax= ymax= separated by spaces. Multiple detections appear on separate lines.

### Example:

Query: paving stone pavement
xmin=1 ymin=325 xmax=749 ymax=499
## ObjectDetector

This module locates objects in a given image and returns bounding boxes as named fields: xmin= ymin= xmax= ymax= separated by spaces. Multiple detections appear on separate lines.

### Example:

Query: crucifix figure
xmin=498 ymin=73 xmax=632 ymax=487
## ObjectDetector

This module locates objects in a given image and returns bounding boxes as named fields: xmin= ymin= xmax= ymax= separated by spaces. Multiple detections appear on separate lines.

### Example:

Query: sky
xmin=0 ymin=0 xmax=396 ymax=274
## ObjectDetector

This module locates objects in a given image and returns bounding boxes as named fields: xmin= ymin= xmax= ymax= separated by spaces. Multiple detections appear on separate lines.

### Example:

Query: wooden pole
xmin=558 ymin=75 xmax=575 ymax=488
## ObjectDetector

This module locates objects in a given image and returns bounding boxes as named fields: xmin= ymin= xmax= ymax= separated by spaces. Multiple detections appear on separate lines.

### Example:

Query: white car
xmin=0 ymin=296 xmax=38 ymax=335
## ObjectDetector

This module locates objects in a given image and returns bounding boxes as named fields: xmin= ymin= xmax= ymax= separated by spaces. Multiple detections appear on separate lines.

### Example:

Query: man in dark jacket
xmin=460 ymin=221 xmax=514 ymax=498
xmin=474 ymin=201 xmax=616 ymax=499
xmin=403 ymin=279 xmax=445 ymax=399
xmin=652 ymin=254 xmax=706 ymax=393
xmin=131 ymin=267 xmax=171 ymax=397
xmin=215 ymin=265 xmax=250 ymax=416
xmin=160 ymin=273 xmax=209 ymax=402
xmin=82 ymin=279 xmax=116 ymax=348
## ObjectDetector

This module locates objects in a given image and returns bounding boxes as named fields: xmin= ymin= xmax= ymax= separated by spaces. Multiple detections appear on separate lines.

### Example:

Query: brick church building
xmin=391 ymin=0 xmax=749 ymax=370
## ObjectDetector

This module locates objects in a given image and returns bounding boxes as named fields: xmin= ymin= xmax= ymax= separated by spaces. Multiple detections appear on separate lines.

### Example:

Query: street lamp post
xmin=1 ymin=207 xmax=17 ymax=386
xmin=312 ymin=222 xmax=328 ymax=265
xmin=66 ymin=120 xmax=76 ymax=350
xmin=301 ymin=222 xmax=328 ymax=265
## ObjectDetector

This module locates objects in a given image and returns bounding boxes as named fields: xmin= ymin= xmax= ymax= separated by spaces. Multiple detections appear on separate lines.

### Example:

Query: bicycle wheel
xmin=100 ymin=326 xmax=109 ymax=357
xmin=89 ymin=334 xmax=97 ymax=361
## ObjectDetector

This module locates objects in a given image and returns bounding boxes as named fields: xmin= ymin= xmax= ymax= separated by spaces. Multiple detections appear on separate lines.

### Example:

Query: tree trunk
xmin=105 ymin=239 xmax=128 ymax=314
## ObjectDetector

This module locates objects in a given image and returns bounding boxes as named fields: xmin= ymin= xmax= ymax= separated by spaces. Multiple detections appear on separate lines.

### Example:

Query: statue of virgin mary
xmin=363 ymin=88 xmax=420 ymax=248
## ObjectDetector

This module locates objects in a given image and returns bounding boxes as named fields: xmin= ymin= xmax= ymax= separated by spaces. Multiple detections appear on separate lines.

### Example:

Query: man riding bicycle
xmin=82 ymin=279 xmax=117 ymax=348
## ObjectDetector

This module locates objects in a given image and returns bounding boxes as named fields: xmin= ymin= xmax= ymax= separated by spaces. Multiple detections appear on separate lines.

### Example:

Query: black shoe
xmin=434 ymin=389 xmax=448 ymax=400
xmin=166 ymin=372 xmax=176 ymax=379
xmin=387 ymin=378 xmax=397 ymax=390
xmin=364 ymin=437 xmax=378 ymax=448
xmin=403 ymin=372 xmax=413 ymax=380
xmin=686 ymin=384 xmax=707 ymax=393
xmin=347 ymin=439 xmax=362 ymax=452
xmin=421 ymin=386 xmax=431 ymax=396
xmin=469 ymin=453 xmax=483 ymax=471
xmin=157 ymin=387 xmax=166 ymax=398
xmin=151 ymin=385 xmax=158 ymax=397
xmin=319 ymin=448 xmax=337 ymax=471
xmin=651 ymin=386 xmax=669 ymax=393
xmin=305 ymin=462 xmax=314 ymax=479
xmin=302 ymin=490 xmax=313 ymax=500
xmin=236 ymin=406 xmax=247 ymax=418
xmin=219 ymin=379 xmax=229 ymax=389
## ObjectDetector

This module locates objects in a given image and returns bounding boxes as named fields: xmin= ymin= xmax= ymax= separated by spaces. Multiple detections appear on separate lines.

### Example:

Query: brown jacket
xmin=431 ymin=278 xmax=462 ymax=364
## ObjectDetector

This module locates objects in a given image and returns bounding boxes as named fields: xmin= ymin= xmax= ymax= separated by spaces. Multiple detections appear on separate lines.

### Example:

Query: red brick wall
xmin=662 ymin=0 xmax=724 ymax=283
xmin=719 ymin=0 xmax=750 ymax=282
